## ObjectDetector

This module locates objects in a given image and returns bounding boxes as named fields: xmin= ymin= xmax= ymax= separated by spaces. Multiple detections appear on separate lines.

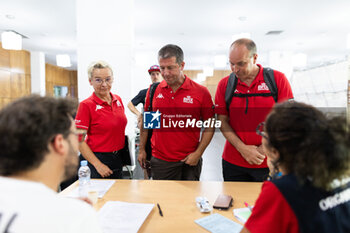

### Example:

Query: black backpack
xmin=147 ymin=82 xmax=160 ymax=111
xmin=225 ymin=67 xmax=278 ymax=114
xmin=144 ymin=82 xmax=160 ymax=161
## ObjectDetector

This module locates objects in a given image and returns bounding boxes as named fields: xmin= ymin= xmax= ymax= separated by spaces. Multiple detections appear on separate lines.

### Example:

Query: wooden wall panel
xmin=10 ymin=73 xmax=27 ymax=98
xmin=0 ymin=42 xmax=31 ymax=109
xmin=0 ymin=47 xmax=10 ymax=71
xmin=184 ymin=69 xmax=231 ymax=98
xmin=0 ymin=42 xmax=78 ymax=109
xmin=0 ymin=70 xmax=11 ymax=98
xmin=9 ymin=50 xmax=31 ymax=74
xmin=45 ymin=63 xmax=78 ymax=98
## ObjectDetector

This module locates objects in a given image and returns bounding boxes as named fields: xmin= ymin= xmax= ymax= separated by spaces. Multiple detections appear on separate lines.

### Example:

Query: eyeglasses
xmin=93 ymin=77 xmax=113 ymax=85
xmin=70 ymin=130 xmax=87 ymax=143
xmin=256 ymin=122 xmax=268 ymax=139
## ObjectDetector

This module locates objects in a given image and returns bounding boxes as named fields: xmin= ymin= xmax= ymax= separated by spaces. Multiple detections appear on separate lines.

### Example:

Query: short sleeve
xmin=274 ymin=71 xmax=294 ymax=102
xmin=245 ymin=181 xmax=299 ymax=233
xmin=75 ymin=102 xmax=90 ymax=130
xmin=214 ymin=77 xmax=229 ymax=115
xmin=131 ymin=89 xmax=147 ymax=106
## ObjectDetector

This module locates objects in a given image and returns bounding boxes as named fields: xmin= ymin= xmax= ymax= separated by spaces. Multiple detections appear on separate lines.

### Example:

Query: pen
xmin=244 ymin=202 xmax=253 ymax=212
xmin=157 ymin=203 xmax=163 ymax=217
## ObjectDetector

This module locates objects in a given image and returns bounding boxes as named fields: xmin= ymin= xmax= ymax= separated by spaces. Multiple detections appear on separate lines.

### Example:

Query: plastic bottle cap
xmin=80 ymin=160 xmax=88 ymax=166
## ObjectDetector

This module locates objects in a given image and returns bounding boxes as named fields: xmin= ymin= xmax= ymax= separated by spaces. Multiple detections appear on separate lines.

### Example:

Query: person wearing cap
xmin=127 ymin=65 xmax=162 ymax=127
xmin=127 ymin=65 xmax=162 ymax=179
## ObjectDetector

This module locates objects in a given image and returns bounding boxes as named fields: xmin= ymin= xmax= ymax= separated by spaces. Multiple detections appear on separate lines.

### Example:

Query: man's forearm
xmin=218 ymin=114 xmax=246 ymax=152
xmin=127 ymin=101 xmax=141 ymax=116
xmin=195 ymin=126 xmax=215 ymax=155
xmin=139 ymin=118 xmax=149 ymax=151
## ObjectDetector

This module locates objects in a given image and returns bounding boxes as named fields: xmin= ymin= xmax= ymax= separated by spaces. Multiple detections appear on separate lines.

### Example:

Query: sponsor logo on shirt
xmin=156 ymin=93 xmax=164 ymax=99
xmin=183 ymin=96 xmax=193 ymax=104
xmin=258 ymin=83 xmax=269 ymax=91
xmin=95 ymin=105 xmax=104 ymax=111
xmin=234 ymin=89 xmax=239 ymax=93
xmin=116 ymin=100 xmax=122 ymax=107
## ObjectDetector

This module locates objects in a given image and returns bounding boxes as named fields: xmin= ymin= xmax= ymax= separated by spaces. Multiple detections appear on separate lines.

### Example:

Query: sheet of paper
xmin=67 ymin=180 xmax=115 ymax=198
xmin=233 ymin=207 xmax=252 ymax=224
xmin=195 ymin=213 xmax=243 ymax=233
xmin=98 ymin=201 xmax=154 ymax=233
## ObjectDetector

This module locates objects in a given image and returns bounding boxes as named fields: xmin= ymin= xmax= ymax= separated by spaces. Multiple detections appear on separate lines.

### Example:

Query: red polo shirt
xmin=215 ymin=64 xmax=293 ymax=168
xmin=245 ymin=181 xmax=299 ymax=233
xmin=75 ymin=92 xmax=127 ymax=152
xmin=144 ymin=76 xmax=214 ymax=162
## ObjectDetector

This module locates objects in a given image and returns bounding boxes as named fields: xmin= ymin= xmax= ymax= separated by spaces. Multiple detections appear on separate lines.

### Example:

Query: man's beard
xmin=62 ymin=140 xmax=79 ymax=181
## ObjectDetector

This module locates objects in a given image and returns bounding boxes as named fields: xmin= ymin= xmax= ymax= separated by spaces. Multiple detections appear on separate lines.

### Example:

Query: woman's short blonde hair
xmin=87 ymin=61 xmax=113 ymax=80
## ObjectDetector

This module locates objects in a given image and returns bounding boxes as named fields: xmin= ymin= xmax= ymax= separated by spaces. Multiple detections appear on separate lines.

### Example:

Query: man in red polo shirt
xmin=138 ymin=44 xmax=215 ymax=180
xmin=215 ymin=38 xmax=293 ymax=182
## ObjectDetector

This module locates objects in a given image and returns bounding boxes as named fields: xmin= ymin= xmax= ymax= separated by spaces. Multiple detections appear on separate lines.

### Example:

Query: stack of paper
xmin=233 ymin=208 xmax=252 ymax=224
xmin=195 ymin=213 xmax=243 ymax=233
xmin=98 ymin=201 xmax=154 ymax=233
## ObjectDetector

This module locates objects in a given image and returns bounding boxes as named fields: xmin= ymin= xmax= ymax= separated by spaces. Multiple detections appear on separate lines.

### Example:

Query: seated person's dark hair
xmin=0 ymin=95 xmax=77 ymax=176
xmin=265 ymin=101 xmax=350 ymax=190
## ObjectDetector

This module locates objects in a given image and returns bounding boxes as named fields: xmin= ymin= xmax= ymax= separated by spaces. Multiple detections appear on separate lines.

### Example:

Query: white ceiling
xmin=1 ymin=0 xmax=350 ymax=70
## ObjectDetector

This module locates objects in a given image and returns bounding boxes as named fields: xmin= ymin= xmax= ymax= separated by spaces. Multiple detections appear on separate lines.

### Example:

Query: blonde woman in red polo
xmin=75 ymin=61 xmax=127 ymax=178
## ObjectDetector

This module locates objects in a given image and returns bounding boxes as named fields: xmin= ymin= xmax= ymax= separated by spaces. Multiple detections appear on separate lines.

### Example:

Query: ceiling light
xmin=238 ymin=16 xmax=247 ymax=21
xmin=56 ymin=54 xmax=71 ymax=67
xmin=1 ymin=31 xmax=22 ymax=50
xmin=5 ymin=14 xmax=15 ymax=20
xmin=266 ymin=30 xmax=283 ymax=35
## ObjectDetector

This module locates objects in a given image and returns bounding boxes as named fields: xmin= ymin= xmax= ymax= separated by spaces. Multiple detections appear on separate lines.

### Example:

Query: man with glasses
xmin=215 ymin=38 xmax=293 ymax=182
xmin=0 ymin=95 xmax=101 ymax=233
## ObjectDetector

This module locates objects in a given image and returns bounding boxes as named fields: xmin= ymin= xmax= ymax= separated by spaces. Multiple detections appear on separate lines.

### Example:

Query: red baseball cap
xmin=148 ymin=65 xmax=160 ymax=74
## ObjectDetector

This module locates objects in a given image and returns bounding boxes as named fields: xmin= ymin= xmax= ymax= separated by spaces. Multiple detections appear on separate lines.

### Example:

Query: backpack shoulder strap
xmin=147 ymin=82 xmax=160 ymax=111
xmin=263 ymin=67 xmax=278 ymax=102
xmin=225 ymin=73 xmax=238 ymax=112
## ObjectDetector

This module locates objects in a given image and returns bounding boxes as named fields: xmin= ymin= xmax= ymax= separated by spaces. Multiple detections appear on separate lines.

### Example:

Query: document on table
xmin=66 ymin=180 xmax=115 ymax=198
xmin=98 ymin=201 xmax=154 ymax=233
xmin=233 ymin=207 xmax=252 ymax=224
xmin=195 ymin=213 xmax=243 ymax=233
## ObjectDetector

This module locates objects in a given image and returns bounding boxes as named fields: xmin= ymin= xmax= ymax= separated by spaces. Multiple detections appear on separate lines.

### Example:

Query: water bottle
xmin=78 ymin=160 xmax=91 ymax=197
